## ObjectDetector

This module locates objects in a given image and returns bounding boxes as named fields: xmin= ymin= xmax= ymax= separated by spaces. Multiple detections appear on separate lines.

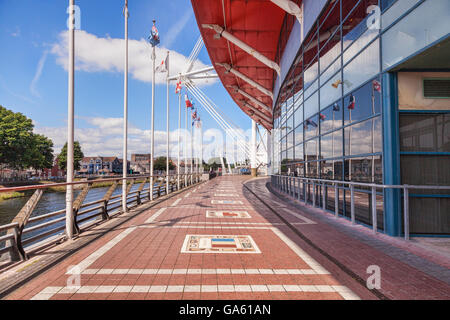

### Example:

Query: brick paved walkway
xmin=2 ymin=176 xmax=448 ymax=300
xmin=2 ymin=176 xmax=363 ymax=300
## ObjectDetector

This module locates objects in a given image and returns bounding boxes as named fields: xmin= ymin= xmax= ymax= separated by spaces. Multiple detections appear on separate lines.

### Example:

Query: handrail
xmin=0 ymin=173 xmax=203 ymax=264
xmin=271 ymin=174 xmax=450 ymax=241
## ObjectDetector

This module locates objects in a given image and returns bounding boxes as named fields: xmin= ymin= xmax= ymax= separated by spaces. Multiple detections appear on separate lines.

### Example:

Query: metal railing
xmin=0 ymin=173 xmax=202 ymax=263
xmin=271 ymin=175 xmax=450 ymax=240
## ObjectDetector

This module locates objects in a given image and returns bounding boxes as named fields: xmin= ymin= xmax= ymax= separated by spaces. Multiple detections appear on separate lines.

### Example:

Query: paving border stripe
xmin=79 ymin=268 xmax=325 ymax=275
xmin=243 ymin=180 xmax=390 ymax=300
xmin=31 ymin=283 xmax=358 ymax=300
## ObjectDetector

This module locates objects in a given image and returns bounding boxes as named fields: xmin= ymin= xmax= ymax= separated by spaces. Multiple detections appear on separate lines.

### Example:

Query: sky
xmin=0 ymin=0 xmax=252 ymax=160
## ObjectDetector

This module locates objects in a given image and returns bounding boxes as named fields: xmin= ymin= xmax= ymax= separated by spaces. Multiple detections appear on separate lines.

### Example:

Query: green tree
xmin=0 ymin=105 xmax=34 ymax=169
xmin=57 ymin=141 xmax=84 ymax=172
xmin=153 ymin=156 xmax=175 ymax=172
xmin=25 ymin=134 xmax=54 ymax=171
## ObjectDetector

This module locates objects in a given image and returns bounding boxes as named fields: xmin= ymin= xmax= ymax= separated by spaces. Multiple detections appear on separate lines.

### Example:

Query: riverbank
xmin=39 ymin=179 xmax=149 ymax=192
xmin=0 ymin=186 xmax=26 ymax=202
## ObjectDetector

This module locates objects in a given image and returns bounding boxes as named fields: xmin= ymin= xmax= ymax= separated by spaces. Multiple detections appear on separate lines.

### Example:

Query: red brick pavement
xmin=5 ymin=176 xmax=446 ymax=300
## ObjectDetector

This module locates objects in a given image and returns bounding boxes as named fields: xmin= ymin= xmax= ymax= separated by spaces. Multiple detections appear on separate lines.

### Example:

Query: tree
xmin=0 ymin=105 xmax=54 ymax=171
xmin=153 ymin=156 xmax=175 ymax=172
xmin=57 ymin=141 xmax=84 ymax=172
xmin=25 ymin=134 xmax=54 ymax=171
xmin=0 ymin=105 xmax=34 ymax=169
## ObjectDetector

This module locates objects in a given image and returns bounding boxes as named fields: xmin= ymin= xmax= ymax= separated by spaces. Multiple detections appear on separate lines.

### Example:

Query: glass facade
xmin=270 ymin=0 xmax=450 ymax=235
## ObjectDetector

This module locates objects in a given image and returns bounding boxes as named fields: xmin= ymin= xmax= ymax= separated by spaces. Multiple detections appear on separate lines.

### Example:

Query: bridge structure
xmin=0 ymin=0 xmax=449 ymax=302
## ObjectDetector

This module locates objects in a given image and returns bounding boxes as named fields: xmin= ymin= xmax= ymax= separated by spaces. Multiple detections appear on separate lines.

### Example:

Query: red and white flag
xmin=175 ymin=80 xmax=182 ymax=94
xmin=185 ymin=94 xmax=193 ymax=108
xmin=156 ymin=52 xmax=169 ymax=73
xmin=372 ymin=79 xmax=381 ymax=93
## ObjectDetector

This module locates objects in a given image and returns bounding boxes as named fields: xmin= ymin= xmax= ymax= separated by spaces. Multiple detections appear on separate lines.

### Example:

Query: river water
xmin=0 ymin=183 xmax=151 ymax=226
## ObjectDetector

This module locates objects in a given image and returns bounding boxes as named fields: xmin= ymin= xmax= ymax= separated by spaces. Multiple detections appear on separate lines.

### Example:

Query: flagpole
xmin=185 ymin=97 xmax=188 ymax=186
xmin=65 ymin=0 xmax=75 ymax=239
xmin=122 ymin=0 xmax=129 ymax=213
xmin=166 ymin=51 xmax=170 ymax=195
xmin=177 ymin=82 xmax=181 ymax=190
xmin=150 ymin=29 xmax=156 ymax=201
xmin=371 ymin=85 xmax=375 ymax=182
xmin=190 ymin=108 xmax=193 ymax=183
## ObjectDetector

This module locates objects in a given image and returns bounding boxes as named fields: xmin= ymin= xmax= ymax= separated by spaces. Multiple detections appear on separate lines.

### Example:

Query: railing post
xmin=322 ymin=183 xmax=326 ymax=211
xmin=304 ymin=180 xmax=307 ymax=203
xmin=403 ymin=186 xmax=409 ymax=240
xmin=334 ymin=183 xmax=339 ymax=217
xmin=312 ymin=182 xmax=316 ymax=207
xmin=350 ymin=184 xmax=355 ymax=225
xmin=372 ymin=186 xmax=377 ymax=234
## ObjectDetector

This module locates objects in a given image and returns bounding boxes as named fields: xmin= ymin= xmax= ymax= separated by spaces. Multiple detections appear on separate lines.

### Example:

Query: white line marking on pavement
xmin=31 ymin=283 xmax=357 ymax=299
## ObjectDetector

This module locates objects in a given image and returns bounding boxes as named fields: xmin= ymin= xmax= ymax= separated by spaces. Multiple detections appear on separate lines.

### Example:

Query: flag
xmin=305 ymin=119 xmax=318 ymax=128
xmin=175 ymin=80 xmax=182 ymax=94
xmin=332 ymin=102 xmax=340 ymax=112
xmin=196 ymin=118 xmax=202 ymax=128
xmin=348 ymin=94 xmax=356 ymax=110
xmin=372 ymin=79 xmax=381 ymax=93
xmin=148 ymin=20 xmax=160 ymax=46
xmin=319 ymin=113 xmax=326 ymax=121
xmin=332 ymin=79 xmax=342 ymax=88
xmin=156 ymin=52 xmax=169 ymax=73
xmin=185 ymin=94 xmax=193 ymax=108
xmin=192 ymin=110 xmax=197 ymax=120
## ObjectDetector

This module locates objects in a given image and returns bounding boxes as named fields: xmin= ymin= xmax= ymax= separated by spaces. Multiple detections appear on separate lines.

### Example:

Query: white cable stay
xmin=186 ymin=84 xmax=250 ymax=159
xmin=186 ymin=82 xmax=250 ymax=155
xmin=186 ymin=82 xmax=250 ymax=158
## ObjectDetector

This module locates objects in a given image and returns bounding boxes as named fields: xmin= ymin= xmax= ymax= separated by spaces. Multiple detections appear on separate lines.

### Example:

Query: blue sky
xmin=0 ymin=0 xmax=251 ymax=159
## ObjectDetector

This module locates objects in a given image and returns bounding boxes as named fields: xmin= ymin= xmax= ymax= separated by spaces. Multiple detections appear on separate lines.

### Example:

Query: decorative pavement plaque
xmin=211 ymin=200 xmax=243 ymax=205
xmin=181 ymin=235 xmax=261 ymax=253
xmin=214 ymin=193 xmax=238 ymax=197
xmin=206 ymin=210 xmax=251 ymax=218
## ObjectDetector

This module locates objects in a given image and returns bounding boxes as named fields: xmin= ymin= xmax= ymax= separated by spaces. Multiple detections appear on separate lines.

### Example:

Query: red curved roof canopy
xmin=191 ymin=0 xmax=294 ymax=131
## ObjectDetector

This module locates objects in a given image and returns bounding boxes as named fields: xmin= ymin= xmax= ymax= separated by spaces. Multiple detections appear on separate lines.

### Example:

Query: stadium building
xmin=192 ymin=0 xmax=450 ymax=236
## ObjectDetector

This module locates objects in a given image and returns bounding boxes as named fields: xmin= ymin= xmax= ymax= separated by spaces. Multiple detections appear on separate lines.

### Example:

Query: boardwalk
xmin=2 ymin=176 xmax=449 ymax=300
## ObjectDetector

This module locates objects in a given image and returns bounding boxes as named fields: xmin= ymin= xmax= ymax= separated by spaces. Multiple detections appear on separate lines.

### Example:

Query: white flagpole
xmin=166 ymin=51 xmax=170 ymax=195
xmin=150 ymin=26 xmax=156 ymax=200
xmin=190 ymin=108 xmax=193 ymax=182
xmin=185 ymin=98 xmax=188 ymax=186
xmin=66 ymin=0 xmax=75 ymax=239
xmin=177 ymin=82 xmax=181 ymax=190
xmin=122 ymin=0 xmax=129 ymax=213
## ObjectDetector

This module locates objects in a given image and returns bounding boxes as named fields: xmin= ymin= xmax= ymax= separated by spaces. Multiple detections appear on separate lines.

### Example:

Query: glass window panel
xmin=320 ymin=101 xmax=343 ymax=134
xmin=287 ymin=130 xmax=294 ymax=149
xmin=320 ymin=72 xmax=343 ymax=110
xmin=306 ymin=161 xmax=319 ymax=178
xmin=305 ymin=114 xmax=319 ymax=141
xmin=345 ymin=156 xmax=373 ymax=182
xmin=295 ymin=124 xmax=303 ymax=146
xmin=344 ymin=118 xmax=375 ymax=156
xmin=382 ymin=0 xmax=450 ymax=70
xmin=305 ymin=138 xmax=318 ymax=161
xmin=295 ymin=143 xmax=304 ymax=162
xmin=343 ymin=39 xmax=380 ymax=95
xmin=287 ymin=114 xmax=294 ymax=132
xmin=343 ymin=26 xmax=379 ymax=65
xmin=295 ymin=162 xmax=305 ymax=177
xmin=373 ymin=116 xmax=382 ymax=153
xmin=287 ymin=147 xmax=294 ymax=162
xmin=294 ymin=106 xmax=303 ymax=129
xmin=304 ymin=56 xmax=319 ymax=90
xmin=382 ymin=0 xmax=420 ymax=29
xmin=342 ymin=0 xmax=379 ymax=48
xmin=304 ymin=79 xmax=318 ymax=99
xmin=400 ymin=155 xmax=450 ymax=188
xmin=344 ymin=77 xmax=382 ymax=124
xmin=304 ymin=91 xmax=319 ymax=120
xmin=399 ymin=114 xmax=450 ymax=152
xmin=321 ymin=130 xmax=343 ymax=159
xmin=320 ymin=57 xmax=341 ymax=86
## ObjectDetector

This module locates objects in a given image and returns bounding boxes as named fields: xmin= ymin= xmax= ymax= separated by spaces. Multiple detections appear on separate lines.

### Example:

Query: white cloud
xmin=51 ymin=30 xmax=215 ymax=85
xmin=162 ymin=11 xmax=193 ymax=48
xmin=34 ymin=116 xmax=235 ymax=162
xmin=30 ymin=51 xmax=48 ymax=97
